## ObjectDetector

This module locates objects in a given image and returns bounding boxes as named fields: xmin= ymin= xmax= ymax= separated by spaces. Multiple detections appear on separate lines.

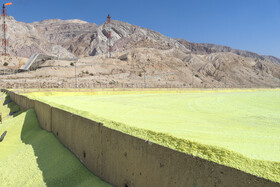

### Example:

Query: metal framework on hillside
xmin=1 ymin=4 xmax=9 ymax=56
xmin=106 ymin=14 xmax=113 ymax=58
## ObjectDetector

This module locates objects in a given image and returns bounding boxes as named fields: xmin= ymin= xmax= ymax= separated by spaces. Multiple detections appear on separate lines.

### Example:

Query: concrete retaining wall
xmin=5 ymin=89 xmax=279 ymax=187
xmin=15 ymin=94 xmax=35 ymax=111
xmin=9 ymin=91 xmax=15 ymax=102
xmin=34 ymin=101 xmax=52 ymax=132
xmin=52 ymin=107 xmax=103 ymax=175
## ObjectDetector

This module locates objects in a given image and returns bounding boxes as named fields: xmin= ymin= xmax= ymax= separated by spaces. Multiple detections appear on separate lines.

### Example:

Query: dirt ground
xmin=1 ymin=49 xmax=280 ymax=89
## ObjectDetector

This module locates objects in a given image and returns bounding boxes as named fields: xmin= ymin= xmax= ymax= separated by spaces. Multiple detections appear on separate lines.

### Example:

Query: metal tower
xmin=106 ymin=14 xmax=113 ymax=58
xmin=1 ymin=3 xmax=12 ymax=56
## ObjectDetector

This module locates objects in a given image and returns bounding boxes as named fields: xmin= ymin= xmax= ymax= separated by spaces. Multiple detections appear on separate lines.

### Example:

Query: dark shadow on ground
xmin=3 ymin=94 xmax=22 ymax=117
xmin=20 ymin=109 xmax=110 ymax=187
xmin=3 ymin=95 xmax=12 ymax=105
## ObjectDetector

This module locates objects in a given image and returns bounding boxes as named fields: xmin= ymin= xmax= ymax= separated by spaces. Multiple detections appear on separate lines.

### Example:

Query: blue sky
xmin=5 ymin=0 xmax=280 ymax=58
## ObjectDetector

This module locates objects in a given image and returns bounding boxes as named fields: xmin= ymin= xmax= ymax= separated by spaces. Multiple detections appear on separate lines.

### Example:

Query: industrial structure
xmin=106 ymin=14 xmax=113 ymax=58
xmin=20 ymin=54 xmax=55 ymax=71
xmin=1 ymin=3 xmax=12 ymax=56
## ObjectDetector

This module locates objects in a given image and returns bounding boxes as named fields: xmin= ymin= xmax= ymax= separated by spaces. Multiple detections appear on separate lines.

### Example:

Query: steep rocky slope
xmin=5 ymin=16 xmax=77 ymax=58
xmin=33 ymin=19 xmax=190 ymax=57
xmin=4 ymin=15 xmax=280 ymax=63
xmin=0 ymin=16 xmax=279 ymax=88
xmin=1 ymin=48 xmax=279 ymax=89
xmin=176 ymin=39 xmax=280 ymax=64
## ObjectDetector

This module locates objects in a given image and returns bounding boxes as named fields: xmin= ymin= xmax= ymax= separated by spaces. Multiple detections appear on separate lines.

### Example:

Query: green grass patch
xmin=0 ymin=94 xmax=111 ymax=187
xmin=7 ymin=102 xmax=20 ymax=114
xmin=24 ymin=89 xmax=280 ymax=183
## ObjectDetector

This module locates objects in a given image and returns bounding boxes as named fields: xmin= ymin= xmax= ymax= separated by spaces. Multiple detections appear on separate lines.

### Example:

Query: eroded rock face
xmin=3 ymin=16 xmax=280 ymax=65
xmin=1 ymin=16 xmax=280 ymax=89
xmin=5 ymin=17 xmax=80 ymax=58
xmin=0 ymin=47 xmax=280 ymax=89
xmin=176 ymin=39 xmax=280 ymax=65
xmin=4 ymin=16 xmax=192 ymax=58
xmin=47 ymin=20 xmax=191 ymax=57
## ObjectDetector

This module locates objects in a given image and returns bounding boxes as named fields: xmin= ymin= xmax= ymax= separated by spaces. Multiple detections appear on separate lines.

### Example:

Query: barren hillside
xmin=0 ymin=17 xmax=279 ymax=88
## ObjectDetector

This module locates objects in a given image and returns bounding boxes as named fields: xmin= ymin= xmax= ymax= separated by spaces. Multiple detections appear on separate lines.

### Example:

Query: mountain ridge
xmin=3 ymin=16 xmax=279 ymax=63
xmin=176 ymin=39 xmax=280 ymax=64
xmin=0 ymin=16 xmax=279 ymax=89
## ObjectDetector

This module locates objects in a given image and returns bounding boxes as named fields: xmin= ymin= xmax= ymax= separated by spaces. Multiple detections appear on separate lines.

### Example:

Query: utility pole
xmin=106 ymin=14 xmax=113 ymax=58
xmin=192 ymin=72 xmax=194 ymax=88
xmin=75 ymin=61 xmax=77 ymax=88
xmin=1 ymin=3 xmax=12 ymax=56
xmin=279 ymin=75 xmax=280 ymax=88
xmin=249 ymin=77 xmax=252 ymax=88
xmin=137 ymin=59 xmax=147 ymax=88
xmin=263 ymin=72 xmax=266 ymax=88
xmin=142 ymin=60 xmax=146 ymax=88
xmin=144 ymin=69 xmax=146 ymax=88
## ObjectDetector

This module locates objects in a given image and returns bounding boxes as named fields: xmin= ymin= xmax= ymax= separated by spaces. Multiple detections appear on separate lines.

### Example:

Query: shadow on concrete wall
xmin=20 ymin=109 xmax=111 ymax=187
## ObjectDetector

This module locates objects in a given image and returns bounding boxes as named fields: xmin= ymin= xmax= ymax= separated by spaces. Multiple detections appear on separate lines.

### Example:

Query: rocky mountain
xmin=1 ymin=16 xmax=280 ymax=88
xmin=6 ymin=16 xmax=77 ymax=58
xmin=4 ymin=16 xmax=280 ymax=63
xmin=176 ymin=39 xmax=280 ymax=64
xmin=31 ymin=19 xmax=191 ymax=57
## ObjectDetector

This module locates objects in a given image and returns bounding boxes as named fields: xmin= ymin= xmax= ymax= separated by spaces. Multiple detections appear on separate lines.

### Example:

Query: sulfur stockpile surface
xmin=0 ymin=93 xmax=111 ymax=187
xmin=25 ymin=89 xmax=280 ymax=183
